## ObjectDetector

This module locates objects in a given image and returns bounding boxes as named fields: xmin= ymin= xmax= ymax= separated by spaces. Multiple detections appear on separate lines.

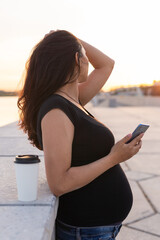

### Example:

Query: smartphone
xmin=126 ymin=124 xmax=150 ymax=144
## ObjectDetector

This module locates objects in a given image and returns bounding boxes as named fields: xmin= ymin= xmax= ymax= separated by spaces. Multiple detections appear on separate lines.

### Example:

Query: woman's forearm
xmin=80 ymin=39 xmax=115 ymax=69
xmin=53 ymin=153 xmax=116 ymax=197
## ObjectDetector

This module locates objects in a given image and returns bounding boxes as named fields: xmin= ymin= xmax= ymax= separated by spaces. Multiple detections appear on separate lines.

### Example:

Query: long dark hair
xmin=17 ymin=30 xmax=82 ymax=150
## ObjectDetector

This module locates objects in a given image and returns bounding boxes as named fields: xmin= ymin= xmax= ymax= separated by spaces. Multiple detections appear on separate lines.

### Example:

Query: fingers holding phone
xmin=126 ymin=124 xmax=149 ymax=144
xmin=110 ymin=124 xmax=149 ymax=165
xmin=126 ymin=123 xmax=150 ymax=153
xmin=125 ymin=123 xmax=150 ymax=156
xmin=132 ymin=133 xmax=143 ymax=153
xmin=128 ymin=132 xmax=144 ymax=146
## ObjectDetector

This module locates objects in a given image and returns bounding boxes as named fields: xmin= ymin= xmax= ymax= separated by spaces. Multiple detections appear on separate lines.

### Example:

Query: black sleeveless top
xmin=37 ymin=94 xmax=133 ymax=227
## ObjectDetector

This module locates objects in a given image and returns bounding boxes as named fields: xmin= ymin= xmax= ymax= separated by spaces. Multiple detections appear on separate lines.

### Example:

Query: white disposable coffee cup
xmin=14 ymin=155 xmax=41 ymax=201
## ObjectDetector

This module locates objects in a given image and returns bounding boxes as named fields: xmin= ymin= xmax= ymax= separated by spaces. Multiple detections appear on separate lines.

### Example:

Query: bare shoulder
xmin=41 ymin=108 xmax=74 ymax=152
xmin=41 ymin=108 xmax=74 ymax=129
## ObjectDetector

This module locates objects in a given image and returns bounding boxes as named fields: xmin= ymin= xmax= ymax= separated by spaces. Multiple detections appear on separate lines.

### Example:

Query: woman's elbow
xmin=110 ymin=59 xmax=115 ymax=69
xmin=103 ymin=58 xmax=115 ymax=73
xmin=107 ymin=59 xmax=115 ymax=75
xmin=50 ymin=184 xmax=66 ymax=197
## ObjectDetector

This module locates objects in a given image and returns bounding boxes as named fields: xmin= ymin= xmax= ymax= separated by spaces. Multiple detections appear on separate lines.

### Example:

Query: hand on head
xmin=44 ymin=30 xmax=55 ymax=38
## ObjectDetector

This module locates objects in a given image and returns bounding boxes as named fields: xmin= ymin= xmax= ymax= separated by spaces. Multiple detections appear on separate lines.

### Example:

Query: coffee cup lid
xmin=14 ymin=155 xmax=41 ymax=164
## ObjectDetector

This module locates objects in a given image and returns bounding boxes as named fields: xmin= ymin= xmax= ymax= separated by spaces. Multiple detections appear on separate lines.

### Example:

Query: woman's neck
xmin=55 ymin=82 xmax=79 ymax=103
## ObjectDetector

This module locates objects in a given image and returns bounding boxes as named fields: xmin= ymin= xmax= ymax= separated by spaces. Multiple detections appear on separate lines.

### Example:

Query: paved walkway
xmin=0 ymin=105 xmax=160 ymax=239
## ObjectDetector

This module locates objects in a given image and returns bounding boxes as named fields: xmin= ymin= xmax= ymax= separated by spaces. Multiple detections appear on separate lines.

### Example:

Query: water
xmin=0 ymin=96 xmax=19 ymax=127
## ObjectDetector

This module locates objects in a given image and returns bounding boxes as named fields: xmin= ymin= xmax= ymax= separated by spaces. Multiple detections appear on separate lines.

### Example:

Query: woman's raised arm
xmin=78 ymin=40 xmax=115 ymax=106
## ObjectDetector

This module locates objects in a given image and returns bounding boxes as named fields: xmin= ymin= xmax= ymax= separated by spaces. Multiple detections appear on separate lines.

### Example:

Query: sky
xmin=0 ymin=0 xmax=160 ymax=91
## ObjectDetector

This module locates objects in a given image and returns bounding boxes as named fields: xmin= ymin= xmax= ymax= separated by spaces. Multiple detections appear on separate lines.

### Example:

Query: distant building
xmin=0 ymin=90 xmax=17 ymax=96
xmin=153 ymin=80 xmax=160 ymax=86
xmin=140 ymin=81 xmax=160 ymax=96
xmin=110 ymin=87 xmax=143 ymax=96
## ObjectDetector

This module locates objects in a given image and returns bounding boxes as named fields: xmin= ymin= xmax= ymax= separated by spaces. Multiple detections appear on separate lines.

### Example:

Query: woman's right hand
xmin=110 ymin=133 xmax=144 ymax=165
xmin=44 ymin=30 xmax=55 ymax=38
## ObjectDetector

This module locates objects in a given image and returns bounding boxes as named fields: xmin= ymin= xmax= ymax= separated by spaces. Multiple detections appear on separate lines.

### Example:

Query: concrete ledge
xmin=0 ymin=122 xmax=59 ymax=240
xmin=0 ymin=201 xmax=59 ymax=240
xmin=0 ymin=155 xmax=58 ymax=240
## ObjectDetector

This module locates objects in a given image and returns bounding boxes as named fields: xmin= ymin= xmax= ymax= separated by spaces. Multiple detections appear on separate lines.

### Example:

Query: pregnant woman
xmin=17 ymin=30 xmax=143 ymax=240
